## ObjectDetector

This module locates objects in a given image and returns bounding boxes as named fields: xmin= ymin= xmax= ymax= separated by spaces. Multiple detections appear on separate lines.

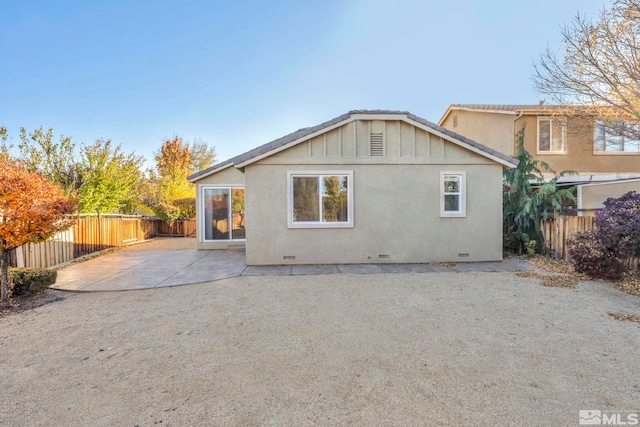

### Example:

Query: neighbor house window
xmin=287 ymin=171 xmax=353 ymax=228
xmin=538 ymin=117 xmax=566 ymax=153
xmin=440 ymin=171 xmax=466 ymax=217
xmin=594 ymin=120 xmax=640 ymax=153
xmin=202 ymin=187 xmax=245 ymax=241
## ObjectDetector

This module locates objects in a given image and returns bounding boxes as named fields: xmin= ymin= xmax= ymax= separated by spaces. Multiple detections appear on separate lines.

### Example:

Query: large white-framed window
xmin=594 ymin=119 xmax=640 ymax=154
xmin=201 ymin=186 xmax=245 ymax=241
xmin=440 ymin=171 xmax=466 ymax=218
xmin=537 ymin=117 xmax=567 ymax=154
xmin=287 ymin=170 xmax=354 ymax=228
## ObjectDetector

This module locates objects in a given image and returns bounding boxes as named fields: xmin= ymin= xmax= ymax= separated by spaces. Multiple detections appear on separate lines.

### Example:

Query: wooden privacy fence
xmin=72 ymin=214 xmax=160 ymax=258
xmin=157 ymin=219 xmax=196 ymax=237
xmin=541 ymin=216 xmax=596 ymax=261
xmin=9 ymin=215 xmax=196 ymax=269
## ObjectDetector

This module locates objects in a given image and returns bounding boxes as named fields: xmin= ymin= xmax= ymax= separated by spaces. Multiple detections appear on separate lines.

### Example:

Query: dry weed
xmin=608 ymin=312 xmax=640 ymax=324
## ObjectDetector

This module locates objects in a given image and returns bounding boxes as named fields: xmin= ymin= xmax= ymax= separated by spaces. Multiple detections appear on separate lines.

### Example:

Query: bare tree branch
xmin=534 ymin=0 xmax=640 ymax=143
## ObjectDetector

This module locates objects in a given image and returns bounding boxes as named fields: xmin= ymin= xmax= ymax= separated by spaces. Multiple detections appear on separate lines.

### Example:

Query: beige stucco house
xmin=577 ymin=178 xmax=640 ymax=211
xmin=188 ymin=110 xmax=518 ymax=265
xmin=439 ymin=104 xmax=640 ymax=210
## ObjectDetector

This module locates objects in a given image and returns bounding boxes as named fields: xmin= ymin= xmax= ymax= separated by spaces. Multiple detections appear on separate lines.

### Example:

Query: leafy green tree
xmin=189 ymin=138 xmax=217 ymax=173
xmin=0 ymin=127 xmax=9 ymax=159
xmin=503 ymin=125 xmax=576 ymax=254
xmin=79 ymin=139 xmax=144 ymax=213
xmin=17 ymin=126 xmax=82 ymax=194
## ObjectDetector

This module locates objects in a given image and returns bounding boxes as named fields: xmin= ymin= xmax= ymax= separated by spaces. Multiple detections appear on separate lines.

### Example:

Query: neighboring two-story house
xmin=438 ymin=104 xmax=640 ymax=211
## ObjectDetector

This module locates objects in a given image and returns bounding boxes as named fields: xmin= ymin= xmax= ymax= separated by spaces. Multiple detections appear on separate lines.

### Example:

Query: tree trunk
xmin=1 ymin=247 xmax=10 ymax=310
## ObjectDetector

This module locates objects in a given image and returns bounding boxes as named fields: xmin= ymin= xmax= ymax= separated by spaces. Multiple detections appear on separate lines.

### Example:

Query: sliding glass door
xmin=203 ymin=187 xmax=245 ymax=241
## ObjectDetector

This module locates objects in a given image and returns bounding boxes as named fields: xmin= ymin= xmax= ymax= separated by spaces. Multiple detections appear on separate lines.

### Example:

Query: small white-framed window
xmin=537 ymin=117 xmax=567 ymax=154
xmin=287 ymin=170 xmax=354 ymax=228
xmin=201 ymin=186 xmax=245 ymax=241
xmin=594 ymin=119 xmax=640 ymax=154
xmin=440 ymin=171 xmax=466 ymax=218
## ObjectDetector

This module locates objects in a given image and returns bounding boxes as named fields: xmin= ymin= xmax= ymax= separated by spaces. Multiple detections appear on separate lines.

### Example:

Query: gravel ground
xmin=1 ymin=272 xmax=640 ymax=426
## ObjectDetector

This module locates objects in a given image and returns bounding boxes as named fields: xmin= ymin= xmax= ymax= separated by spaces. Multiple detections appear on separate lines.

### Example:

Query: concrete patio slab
xmin=243 ymin=265 xmax=293 ymax=276
xmin=336 ymin=264 xmax=388 ymax=274
xmin=51 ymin=238 xmax=536 ymax=292
xmin=291 ymin=264 xmax=341 ymax=275
xmin=381 ymin=264 xmax=439 ymax=273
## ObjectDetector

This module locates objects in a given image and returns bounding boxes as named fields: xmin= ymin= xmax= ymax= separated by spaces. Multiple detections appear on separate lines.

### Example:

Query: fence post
xmin=119 ymin=215 xmax=124 ymax=247
xmin=97 ymin=210 xmax=102 ymax=250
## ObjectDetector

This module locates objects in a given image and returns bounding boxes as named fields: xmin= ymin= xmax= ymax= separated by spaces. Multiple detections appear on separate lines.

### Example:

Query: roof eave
xmin=187 ymin=161 xmax=234 ymax=183
xmin=234 ymin=116 xmax=357 ymax=168
xmin=438 ymin=105 xmax=518 ymax=126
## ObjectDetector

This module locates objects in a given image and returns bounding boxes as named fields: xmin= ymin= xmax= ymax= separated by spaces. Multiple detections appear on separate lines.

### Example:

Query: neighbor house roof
xmin=437 ymin=103 xmax=567 ymax=126
xmin=188 ymin=110 xmax=519 ymax=182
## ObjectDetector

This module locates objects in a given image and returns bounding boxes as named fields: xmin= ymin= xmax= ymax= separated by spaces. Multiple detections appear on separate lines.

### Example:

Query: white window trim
xmin=200 ymin=185 xmax=246 ymax=242
xmin=593 ymin=119 xmax=640 ymax=155
xmin=287 ymin=170 xmax=354 ymax=228
xmin=440 ymin=171 xmax=466 ymax=218
xmin=537 ymin=117 xmax=567 ymax=155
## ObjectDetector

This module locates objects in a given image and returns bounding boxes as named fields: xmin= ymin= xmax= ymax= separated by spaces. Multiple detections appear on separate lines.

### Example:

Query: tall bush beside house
xmin=503 ymin=125 xmax=576 ymax=254
xmin=0 ymin=156 xmax=77 ymax=308
xmin=172 ymin=198 xmax=196 ymax=218
xmin=152 ymin=202 xmax=182 ymax=221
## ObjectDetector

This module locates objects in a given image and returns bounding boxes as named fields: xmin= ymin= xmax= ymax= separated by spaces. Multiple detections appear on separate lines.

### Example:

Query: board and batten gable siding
xmin=195 ymin=165 xmax=245 ymax=250
xmin=244 ymin=119 xmax=503 ymax=265
xmin=257 ymin=120 xmax=495 ymax=165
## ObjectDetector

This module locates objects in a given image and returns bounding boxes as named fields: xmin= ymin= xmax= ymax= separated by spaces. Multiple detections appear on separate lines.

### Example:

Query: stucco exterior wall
xmin=440 ymin=110 xmax=515 ymax=156
xmin=243 ymin=119 xmax=503 ymax=265
xmin=193 ymin=166 xmax=245 ymax=250
xmin=514 ymin=115 xmax=640 ymax=174
xmin=578 ymin=180 xmax=640 ymax=210
xmin=443 ymin=109 xmax=640 ymax=174
xmin=244 ymin=163 xmax=503 ymax=265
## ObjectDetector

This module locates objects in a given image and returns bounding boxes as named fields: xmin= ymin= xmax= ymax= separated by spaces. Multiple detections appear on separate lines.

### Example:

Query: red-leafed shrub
xmin=595 ymin=191 xmax=640 ymax=259
xmin=567 ymin=230 xmax=624 ymax=280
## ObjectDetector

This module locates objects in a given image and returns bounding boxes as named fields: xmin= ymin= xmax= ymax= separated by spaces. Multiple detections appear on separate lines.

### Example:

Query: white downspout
xmin=513 ymin=110 xmax=524 ymax=155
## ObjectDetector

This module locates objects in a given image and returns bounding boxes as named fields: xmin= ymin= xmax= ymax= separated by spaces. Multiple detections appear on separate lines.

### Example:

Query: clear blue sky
xmin=1 ymin=0 xmax=606 ymax=168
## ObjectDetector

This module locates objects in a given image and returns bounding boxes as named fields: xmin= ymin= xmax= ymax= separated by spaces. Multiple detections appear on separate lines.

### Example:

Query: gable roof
xmin=188 ymin=110 xmax=518 ymax=182
xmin=437 ymin=103 xmax=567 ymax=126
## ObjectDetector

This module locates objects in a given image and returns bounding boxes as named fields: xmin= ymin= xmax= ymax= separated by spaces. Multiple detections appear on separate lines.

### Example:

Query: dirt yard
xmin=1 ymin=271 xmax=639 ymax=426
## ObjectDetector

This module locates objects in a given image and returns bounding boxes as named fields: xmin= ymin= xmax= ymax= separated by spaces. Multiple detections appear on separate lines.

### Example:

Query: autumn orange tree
xmin=144 ymin=136 xmax=216 ymax=219
xmin=0 ymin=156 xmax=77 ymax=308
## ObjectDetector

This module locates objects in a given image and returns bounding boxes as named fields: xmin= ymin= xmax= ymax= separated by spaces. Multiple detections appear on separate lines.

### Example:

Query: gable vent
xmin=370 ymin=132 xmax=384 ymax=157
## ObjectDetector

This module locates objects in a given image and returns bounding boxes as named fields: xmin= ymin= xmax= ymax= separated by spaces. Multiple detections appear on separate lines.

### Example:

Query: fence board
xmin=541 ymin=216 xmax=597 ymax=261
xmin=8 ymin=216 xmax=195 ymax=269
